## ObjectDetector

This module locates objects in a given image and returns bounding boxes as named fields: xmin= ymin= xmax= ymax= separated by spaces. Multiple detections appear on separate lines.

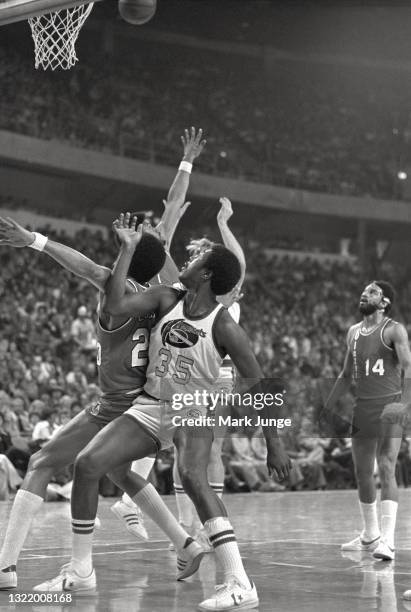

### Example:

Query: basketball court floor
xmin=1 ymin=489 xmax=411 ymax=611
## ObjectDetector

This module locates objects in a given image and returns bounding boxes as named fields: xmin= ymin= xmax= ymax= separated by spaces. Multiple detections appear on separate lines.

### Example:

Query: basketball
xmin=119 ymin=0 xmax=157 ymax=26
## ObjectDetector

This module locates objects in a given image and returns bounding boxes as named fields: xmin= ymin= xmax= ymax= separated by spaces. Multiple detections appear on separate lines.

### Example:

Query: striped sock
xmin=204 ymin=516 xmax=249 ymax=587
xmin=210 ymin=482 xmax=224 ymax=499
xmin=174 ymin=484 xmax=194 ymax=527
xmin=71 ymin=519 xmax=95 ymax=577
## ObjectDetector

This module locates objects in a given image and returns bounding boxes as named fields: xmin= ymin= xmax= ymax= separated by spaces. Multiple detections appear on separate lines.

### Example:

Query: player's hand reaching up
xmin=181 ymin=127 xmax=206 ymax=163
xmin=112 ymin=212 xmax=143 ymax=249
xmin=266 ymin=438 xmax=293 ymax=482
xmin=217 ymin=197 xmax=233 ymax=224
xmin=0 ymin=216 xmax=35 ymax=248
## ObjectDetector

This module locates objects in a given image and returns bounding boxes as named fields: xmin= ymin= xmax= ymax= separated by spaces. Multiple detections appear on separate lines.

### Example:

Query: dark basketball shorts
xmin=85 ymin=394 xmax=141 ymax=429
xmin=352 ymin=393 xmax=402 ymax=438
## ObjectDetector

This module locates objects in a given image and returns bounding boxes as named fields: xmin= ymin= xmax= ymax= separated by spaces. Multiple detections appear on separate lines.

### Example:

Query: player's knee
xmin=74 ymin=450 xmax=105 ymax=479
xmin=377 ymin=455 xmax=396 ymax=480
xmin=354 ymin=464 xmax=374 ymax=482
xmin=28 ymin=448 xmax=57 ymax=474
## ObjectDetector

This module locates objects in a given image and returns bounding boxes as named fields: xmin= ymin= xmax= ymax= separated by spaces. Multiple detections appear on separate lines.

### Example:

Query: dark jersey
xmin=96 ymin=279 xmax=154 ymax=409
xmin=349 ymin=318 xmax=402 ymax=400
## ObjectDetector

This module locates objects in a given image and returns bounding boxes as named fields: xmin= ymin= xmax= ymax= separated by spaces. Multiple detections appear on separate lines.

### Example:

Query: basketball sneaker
xmin=372 ymin=539 xmax=395 ymax=561
xmin=110 ymin=500 xmax=148 ymax=541
xmin=33 ymin=563 xmax=96 ymax=593
xmin=341 ymin=535 xmax=380 ymax=552
xmin=194 ymin=526 xmax=214 ymax=554
xmin=0 ymin=565 xmax=17 ymax=590
xmin=176 ymin=537 xmax=204 ymax=580
xmin=198 ymin=578 xmax=259 ymax=611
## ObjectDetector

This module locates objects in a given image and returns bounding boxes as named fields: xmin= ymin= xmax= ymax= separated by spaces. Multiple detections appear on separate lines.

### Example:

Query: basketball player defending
xmin=324 ymin=281 xmax=411 ymax=561
xmin=172 ymin=197 xmax=245 ymax=551
xmin=0 ymin=127 xmax=206 ymax=589
xmin=35 ymin=213 xmax=291 ymax=610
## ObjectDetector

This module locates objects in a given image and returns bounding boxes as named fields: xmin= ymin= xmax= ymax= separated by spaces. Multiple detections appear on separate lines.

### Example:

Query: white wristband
xmin=179 ymin=161 xmax=192 ymax=174
xmin=28 ymin=232 xmax=48 ymax=251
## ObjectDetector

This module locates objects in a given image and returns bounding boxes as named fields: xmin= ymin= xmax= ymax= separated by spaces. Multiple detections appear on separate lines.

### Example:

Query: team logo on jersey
xmin=161 ymin=319 xmax=206 ymax=348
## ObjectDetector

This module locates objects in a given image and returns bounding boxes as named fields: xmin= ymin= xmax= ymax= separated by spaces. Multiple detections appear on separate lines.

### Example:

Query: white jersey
xmin=220 ymin=302 xmax=240 ymax=372
xmin=144 ymin=295 xmax=225 ymax=402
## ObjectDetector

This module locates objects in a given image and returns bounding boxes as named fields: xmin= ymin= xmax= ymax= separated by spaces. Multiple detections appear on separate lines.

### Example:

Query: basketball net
xmin=28 ymin=3 xmax=93 ymax=70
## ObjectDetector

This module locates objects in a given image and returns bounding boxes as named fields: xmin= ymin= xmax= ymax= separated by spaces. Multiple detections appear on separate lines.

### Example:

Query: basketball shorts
xmin=124 ymin=394 xmax=210 ymax=450
xmin=352 ymin=393 xmax=402 ymax=438
xmin=85 ymin=390 xmax=143 ymax=428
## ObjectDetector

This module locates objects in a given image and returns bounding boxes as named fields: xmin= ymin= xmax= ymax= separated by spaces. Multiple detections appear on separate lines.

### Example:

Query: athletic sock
xmin=174 ymin=484 xmax=195 ymax=527
xmin=71 ymin=519 xmax=95 ymax=577
xmin=210 ymin=482 xmax=224 ymax=499
xmin=122 ymin=457 xmax=156 ymax=508
xmin=380 ymin=500 xmax=398 ymax=549
xmin=359 ymin=500 xmax=380 ymax=541
xmin=204 ymin=516 xmax=250 ymax=587
xmin=0 ymin=490 xmax=44 ymax=569
xmin=132 ymin=483 xmax=188 ymax=550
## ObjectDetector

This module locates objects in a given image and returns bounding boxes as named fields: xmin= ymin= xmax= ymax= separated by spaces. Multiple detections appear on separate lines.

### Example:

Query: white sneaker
xmin=33 ymin=563 xmax=96 ymax=592
xmin=341 ymin=535 xmax=380 ymax=552
xmin=372 ymin=539 xmax=395 ymax=561
xmin=176 ymin=537 xmax=204 ymax=580
xmin=199 ymin=578 xmax=259 ymax=611
xmin=194 ymin=527 xmax=214 ymax=554
xmin=0 ymin=565 xmax=17 ymax=590
xmin=110 ymin=500 xmax=148 ymax=541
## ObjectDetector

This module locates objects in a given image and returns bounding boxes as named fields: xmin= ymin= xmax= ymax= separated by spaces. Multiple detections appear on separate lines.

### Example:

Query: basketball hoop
xmin=28 ymin=2 xmax=93 ymax=70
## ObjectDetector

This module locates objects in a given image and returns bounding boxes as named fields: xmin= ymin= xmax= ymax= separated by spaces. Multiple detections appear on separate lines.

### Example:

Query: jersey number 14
xmin=365 ymin=358 xmax=385 ymax=376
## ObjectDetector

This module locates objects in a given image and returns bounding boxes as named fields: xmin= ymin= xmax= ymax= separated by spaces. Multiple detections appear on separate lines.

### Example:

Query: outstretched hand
xmin=112 ymin=212 xmax=143 ymax=249
xmin=181 ymin=127 xmax=206 ymax=163
xmin=0 ymin=216 xmax=35 ymax=248
xmin=217 ymin=197 xmax=233 ymax=224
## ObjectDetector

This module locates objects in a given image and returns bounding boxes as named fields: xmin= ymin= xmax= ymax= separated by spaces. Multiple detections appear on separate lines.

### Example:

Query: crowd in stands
xmin=0 ymin=38 xmax=410 ymax=200
xmin=1 ymin=222 xmax=411 ymax=500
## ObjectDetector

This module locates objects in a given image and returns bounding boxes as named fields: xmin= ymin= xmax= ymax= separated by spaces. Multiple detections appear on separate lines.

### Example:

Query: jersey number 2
xmin=131 ymin=329 xmax=149 ymax=367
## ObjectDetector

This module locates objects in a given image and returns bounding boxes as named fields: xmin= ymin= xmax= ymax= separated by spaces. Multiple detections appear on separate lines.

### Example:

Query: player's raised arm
xmin=217 ymin=197 xmax=246 ymax=292
xmin=0 ymin=216 xmax=110 ymax=290
xmin=214 ymin=310 xmax=292 ymax=481
xmin=156 ymin=127 xmax=206 ymax=250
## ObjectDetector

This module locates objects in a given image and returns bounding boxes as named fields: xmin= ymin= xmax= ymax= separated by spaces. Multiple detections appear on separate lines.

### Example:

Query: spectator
xmin=70 ymin=306 xmax=97 ymax=352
